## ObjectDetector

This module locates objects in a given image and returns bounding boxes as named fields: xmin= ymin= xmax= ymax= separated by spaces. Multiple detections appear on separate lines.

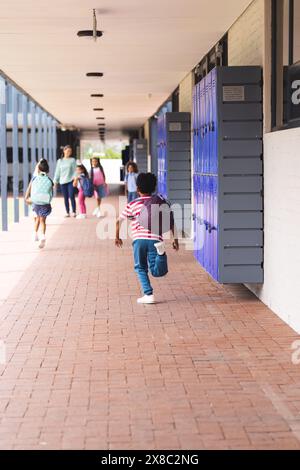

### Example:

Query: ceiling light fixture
xmin=93 ymin=108 xmax=104 ymax=111
xmin=77 ymin=9 xmax=103 ymax=41
xmin=91 ymin=94 xmax=104 ymax=98
xmin=86 ymin=72 xmax=103 ymax=77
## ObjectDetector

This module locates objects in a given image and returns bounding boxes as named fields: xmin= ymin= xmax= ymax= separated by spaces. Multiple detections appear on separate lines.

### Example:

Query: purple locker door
xmin=196 ymin=175 xmax=199 ymax=262
xmin=194 ymin=84 xmax=198 ymax=174
xmin=206 ymin=177 xmax=211 ymax=276
xmin=197 ymin=82 xmax=201 ymax=174
xmin=204 ymin=76 xmax=208 ymax=173
xmin=193 ymin=174 xmax=197 ymax=260
xmin=200 ymin=78 xmax=204 ymax=174
xmin=211 ymin=177 xmax=215 ymax=280
xmin=192 ymin=87 xmax=196 ymax=173
xmin=203 ymin=176 xmax=207 ymax=271
xmin=213 ymin=177 xmax=219 ymax=281
xmin=207 ymin=71 xmax=212 ymax=175
xmin=199 ymin=175 xmax=204 ymax=266
xmin=210 ymin=177 xmax=215 ymax=280
xmin=197 ymin=82 xmax=200 ymax=174
xmin=197 ymin=83 xmax=200 ymax=174
xmin=208 ymin=176 xmax=213 ymax=277
xmin=211 ymin=68 xmax=218 ymax=175
xmin=209 ymin=176 xmax=214 ymax=277
xmin=202 ymin=77 xmax=207 ymax=175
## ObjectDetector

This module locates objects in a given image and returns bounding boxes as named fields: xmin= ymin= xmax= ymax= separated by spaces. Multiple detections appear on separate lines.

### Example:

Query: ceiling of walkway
xmin=0 ymin=0 xmax=252 ymax=134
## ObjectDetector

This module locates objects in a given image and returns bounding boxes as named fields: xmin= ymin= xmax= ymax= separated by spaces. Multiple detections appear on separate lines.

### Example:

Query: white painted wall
xmin=248 ymin=128 xmax=300 ymax=333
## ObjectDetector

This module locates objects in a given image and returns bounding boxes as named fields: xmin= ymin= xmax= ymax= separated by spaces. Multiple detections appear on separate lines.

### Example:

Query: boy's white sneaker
xmin=39 ymin=236 xmax=46 ymax=249
xmin=33 ymin=233 xmax=39 ymax=242
xmin=96 ymin=209 xmax=102 ymax=218
xmin=154 ymin=242 xmax=166 ymax=256
xmin=92 ymin=208 xmax=99 ymax=216
xmin=76 ymin=214 xmax=86 ymax=219
xmin=137 ymin=295 xmax=156 ymax=304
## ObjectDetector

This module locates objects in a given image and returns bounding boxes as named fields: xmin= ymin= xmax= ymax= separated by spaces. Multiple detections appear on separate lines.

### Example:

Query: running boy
xmin=115 ymin=173 xmax=179 ymax=304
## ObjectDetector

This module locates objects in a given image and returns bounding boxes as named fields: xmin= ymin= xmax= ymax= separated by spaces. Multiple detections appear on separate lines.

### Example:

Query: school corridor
xmin=0 ymin=192 xmax=300 ymax=450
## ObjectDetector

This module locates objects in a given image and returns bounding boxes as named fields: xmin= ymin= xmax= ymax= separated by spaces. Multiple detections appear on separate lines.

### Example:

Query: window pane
xmin=294 ymin=0 xmax=300 ymax=63
xmin=283 ymin=0 xmax=290 ymax=65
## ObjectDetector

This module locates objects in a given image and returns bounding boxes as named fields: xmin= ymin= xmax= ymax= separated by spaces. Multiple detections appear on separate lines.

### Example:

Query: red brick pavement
xmin=1 ymin=192 xmax=300 ymax=450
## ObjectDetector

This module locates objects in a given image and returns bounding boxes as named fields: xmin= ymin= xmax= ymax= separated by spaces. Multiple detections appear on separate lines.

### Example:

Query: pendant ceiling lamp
xmin=77 ymin=9 xmax=103 ymax=41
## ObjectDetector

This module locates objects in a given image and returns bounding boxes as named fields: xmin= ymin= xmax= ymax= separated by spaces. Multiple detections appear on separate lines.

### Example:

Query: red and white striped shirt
xmin=120 ymin=197 xmax=163 ymax=242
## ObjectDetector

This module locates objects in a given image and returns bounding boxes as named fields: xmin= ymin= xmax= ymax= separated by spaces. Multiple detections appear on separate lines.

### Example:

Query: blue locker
xmin=193 ymin=66 xmax=263 ymax=284
xmin=193 ymin=174 xmax=197 ymax=261
xmin=207 ymin=73 xmax=212 ymax=175
xmin=198 ymin=175 xmax=205 ymax=266
xmin=206 ymin=177 xmax=210 ymax=273
xmin=203 ymin=176 xmax=207 ymax=270
xmin=199 ymin=79 xmax=204 ymax=174
xmin=213 ymin=177 xmax=218 ymax=280
xmin=211 ymin=68 xmax=218 ymax=175
xmin=210 ymin=177 xmax=214 ymax=278
xmin=195 ymin=175 xmax=199 ymax=262
xmin=204 ymin=76 xmax=210 ymax=174
xmin=193 ymin=86 xmax=198 ymax=174
xmin=202 ymin=79 xmax=206 ymax=174
xmin=210 ymin=177 xmax=215 ymax=279
xmin=197 ymin=83 xmax=201 ymax=174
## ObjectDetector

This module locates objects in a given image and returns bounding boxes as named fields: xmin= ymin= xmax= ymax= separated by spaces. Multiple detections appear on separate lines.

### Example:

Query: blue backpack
xmin=81 ymin=176 xmax=94 ymax=197
xmin=31 ymin=174 xmax=53 ymax=205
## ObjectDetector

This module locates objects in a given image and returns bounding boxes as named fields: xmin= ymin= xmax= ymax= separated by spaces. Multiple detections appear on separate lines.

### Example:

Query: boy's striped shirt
xmin=120 ymin=197 xmax=163 ymax=242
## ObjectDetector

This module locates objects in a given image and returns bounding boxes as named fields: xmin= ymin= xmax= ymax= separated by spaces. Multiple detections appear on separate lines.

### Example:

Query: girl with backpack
xmin=90 ymin=158 xmax=107 ymax=218
xmin=124 ymin=161 xmax=139 ymax=202
xmin=73 ymin=164 xmax=93 ymax=219
xmin=25 ymin=159 xmax=53 ymax=249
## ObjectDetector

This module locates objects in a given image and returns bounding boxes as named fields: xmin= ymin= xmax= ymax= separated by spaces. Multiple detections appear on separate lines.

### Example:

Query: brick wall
xmin=228 ymin=0 xmax=264 ymax=66
xmin=179 ymin=73 xmax=193 ymax=113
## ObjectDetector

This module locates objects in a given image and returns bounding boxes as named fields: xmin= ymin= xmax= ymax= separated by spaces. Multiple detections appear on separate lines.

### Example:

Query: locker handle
xmin=209 ymin=121 xmax=215 ymax=132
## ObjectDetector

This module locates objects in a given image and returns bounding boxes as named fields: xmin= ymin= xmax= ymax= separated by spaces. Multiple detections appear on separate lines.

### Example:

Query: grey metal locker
xmin=157 ymin=112 xmax=191 ymax=236
xmin=133 ymin=139 xmax=148 ymax=173
xmin=193 ymin=66 xmax=264 ymax=284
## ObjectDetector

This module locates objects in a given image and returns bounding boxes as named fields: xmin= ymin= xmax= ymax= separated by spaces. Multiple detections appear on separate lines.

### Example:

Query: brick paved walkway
xmin=1 ymin=191 xmax=300 ymax=450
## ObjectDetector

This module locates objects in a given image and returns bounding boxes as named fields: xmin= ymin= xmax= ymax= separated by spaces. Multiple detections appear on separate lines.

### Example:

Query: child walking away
xmin=25 ymin=159 xmax=53 ymax=249
xmin=124 ymin=161 xmax=138 ymax=203
xmin=90 ymin=158 xmax=107 ymax=218
xmin=115 ymin=173 xmax=179 ymax=304
xmin=73 ymin=164 xmax=93 ymax=219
